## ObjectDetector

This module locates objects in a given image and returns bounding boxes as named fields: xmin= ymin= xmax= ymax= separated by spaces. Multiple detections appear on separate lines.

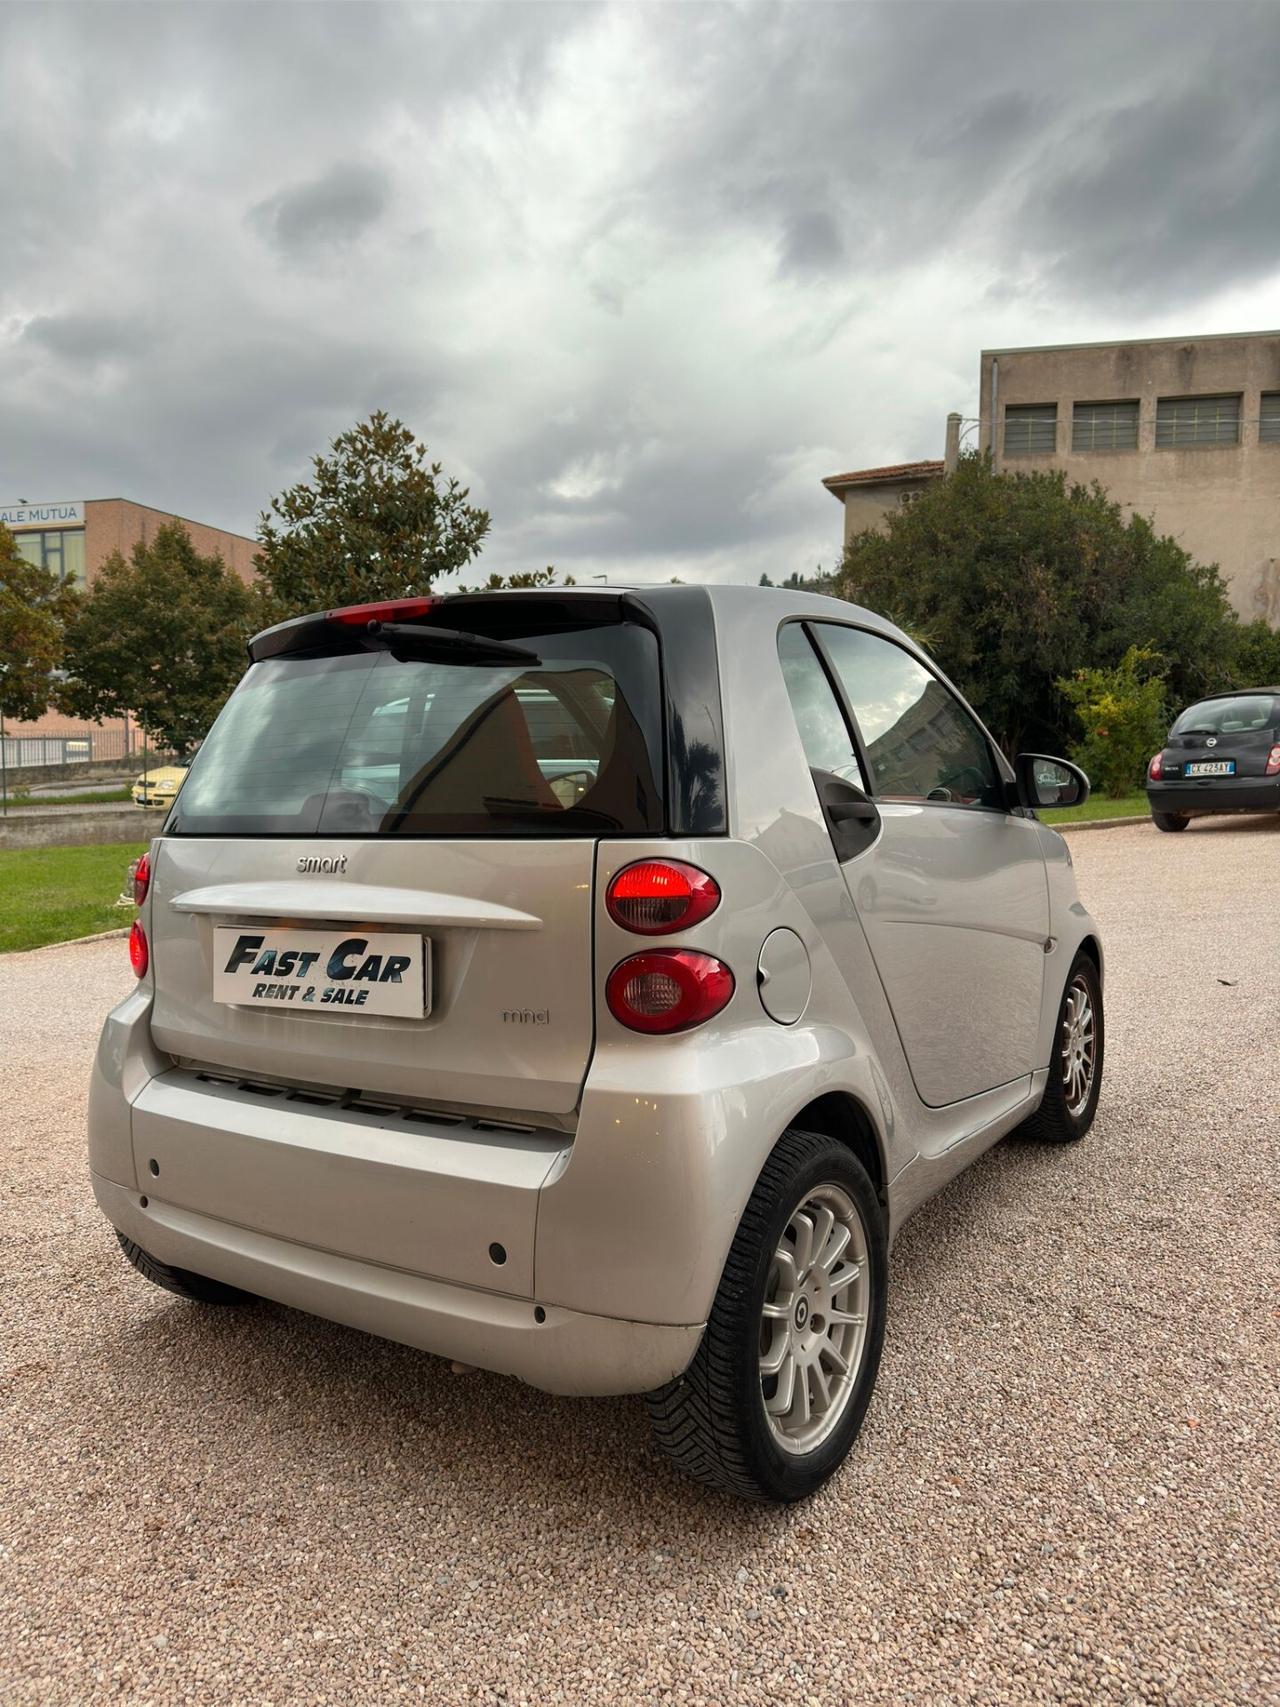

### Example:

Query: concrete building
xmin=822 ymin=458 xmax=945 ymax=548
xmin=978 ymin=330 xmax=1280 ymax=621
xmin=1 ymin=496 xmax=258 ymax=588
xmin=822 ymin=414 xmax=963 ymax=550
xmin=824 ymin=332 xmax=1280 ymax=622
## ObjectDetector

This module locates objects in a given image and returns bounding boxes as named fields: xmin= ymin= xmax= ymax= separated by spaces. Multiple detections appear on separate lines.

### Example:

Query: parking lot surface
xmin=2 ymin=818 xmax=1277 ymax=1705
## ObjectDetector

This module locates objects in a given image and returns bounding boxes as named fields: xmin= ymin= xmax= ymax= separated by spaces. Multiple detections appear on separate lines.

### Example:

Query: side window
xmin=777 ymin=622 xmax=866 ymax=787
xmin=815 ymin=625 xmax=1002 ymax=808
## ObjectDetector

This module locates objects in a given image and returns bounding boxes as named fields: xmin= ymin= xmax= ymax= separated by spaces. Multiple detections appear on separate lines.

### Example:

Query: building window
xmin=1155 ymin=395 xmax=1241 ymax=448
xmin=1072 ymin=400 xmax=1139 ymax=452
xmin=1260 ymin=393 xmax=1280 ymax=444
xmin=1003 ymin=404 xmax=1057 ymax=456
xmin=13 ymin=528 xmax=86 ymax=584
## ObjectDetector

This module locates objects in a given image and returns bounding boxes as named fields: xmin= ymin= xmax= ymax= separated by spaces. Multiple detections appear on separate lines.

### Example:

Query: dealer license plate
xmin=1185 ymin=760 xmax=1234 ymax=778
xmin=212 ymin=926 xmax=429 ymax=1018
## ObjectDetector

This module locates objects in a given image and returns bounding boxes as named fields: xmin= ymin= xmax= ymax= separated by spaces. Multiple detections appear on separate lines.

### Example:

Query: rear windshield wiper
xmin=1175 ymin=725 xmax=1217 ymax=737
xmin=367 ymin=621 xmax=540 ymax=667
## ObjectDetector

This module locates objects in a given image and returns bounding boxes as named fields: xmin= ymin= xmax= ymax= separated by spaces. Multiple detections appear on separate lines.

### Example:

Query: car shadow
xmin=95 ymin=1251 xmax=784 ymax=1546
xmin=1182 ymin=812 xmax=1280 ymax=835
xmin=89 ymin=1119 xmax=1059 ymax=1553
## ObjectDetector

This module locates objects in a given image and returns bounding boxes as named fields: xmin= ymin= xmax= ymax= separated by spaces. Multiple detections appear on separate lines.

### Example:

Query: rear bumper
xmin=87 ymin=994 xmax=707 ymax=1396
xmin=1147 ymin=777 xmax=1280 ymax=815
xmin=93 ymin=1174 xmax=699 ymax=1395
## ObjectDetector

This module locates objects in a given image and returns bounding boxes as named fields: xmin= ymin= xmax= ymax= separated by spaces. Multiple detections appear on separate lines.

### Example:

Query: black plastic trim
xmin=620 ymin=586 xmax=727 ymax=835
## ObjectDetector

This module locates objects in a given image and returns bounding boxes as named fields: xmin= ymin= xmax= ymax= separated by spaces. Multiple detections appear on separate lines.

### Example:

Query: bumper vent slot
xmin=190 ymin=1070 xmax=550 ymax=1140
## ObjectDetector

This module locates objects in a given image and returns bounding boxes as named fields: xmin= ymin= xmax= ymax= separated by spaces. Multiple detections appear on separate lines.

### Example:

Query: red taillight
xmin=1267 ymin=745 xmax=1280 ymax=776
xmin=605 ymin=949 xmax=734 ymax=1034
xmin=133 ymin=851 xmax=151 ymax=906
xmin=605 ymin=860 xmax=721 ymax=935
xmin=327 ymin=596 xmax=439 ymax=627
xmin=1148 ymin=752 xmax=1164 ymax=780
xmin=128 ymin=921 xmax=149 ymax=979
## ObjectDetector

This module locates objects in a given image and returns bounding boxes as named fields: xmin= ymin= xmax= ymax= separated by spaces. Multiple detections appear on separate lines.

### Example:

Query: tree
xmin=455 ymin=567 xmax=574 ymax=593
xmin=57 ymin=521 xmax=252 ymax=757
xmin=257 ymin=411 xmax=491 ymax=616
xmin=837 ymin=453 xmax=1238 ymax=755
xmin=0 ymin=524 xmax=80 ymax=720
xmin=781 ymin=567 xmax=837 ymax=595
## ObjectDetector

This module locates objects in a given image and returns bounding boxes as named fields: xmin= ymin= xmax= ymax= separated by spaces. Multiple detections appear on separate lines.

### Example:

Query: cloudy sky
xmin=2 ymin=0 xmax=1278 ymax=587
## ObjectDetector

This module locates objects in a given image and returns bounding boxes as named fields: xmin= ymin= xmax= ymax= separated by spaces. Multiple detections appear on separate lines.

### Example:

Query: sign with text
xmin=213 ymin=926 xmax=430 ymax=1018
xmin=1 ymin=500 xmax=85 ymax=529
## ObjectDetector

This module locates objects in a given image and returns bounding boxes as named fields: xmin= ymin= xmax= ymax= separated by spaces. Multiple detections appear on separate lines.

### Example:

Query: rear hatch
xmin=148 ymin=595 xmax=666 ymax=1117
xmin=1159 ymin=692 xmax=1280 ymax=784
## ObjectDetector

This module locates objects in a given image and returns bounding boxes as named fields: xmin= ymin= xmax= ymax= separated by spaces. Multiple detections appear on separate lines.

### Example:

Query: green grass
xmin=0 ymin=842 xmax=146 ymax=953
xmin=8 ymin=787 xmax=134 ymax=807
xmin=1041 ymin=790 xmax=1147 ymax=825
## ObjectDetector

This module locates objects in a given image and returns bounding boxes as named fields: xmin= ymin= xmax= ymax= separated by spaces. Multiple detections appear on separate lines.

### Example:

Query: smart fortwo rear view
xmin=90 ymin=585 xmax=1103 ymax=1502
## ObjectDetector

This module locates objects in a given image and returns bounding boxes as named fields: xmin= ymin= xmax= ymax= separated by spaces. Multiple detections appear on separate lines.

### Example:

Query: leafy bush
xmin=1229 ymin=619 xmax=1280 ymax=690
xmin=1057 ymin=646 xmax=1168 ymax=797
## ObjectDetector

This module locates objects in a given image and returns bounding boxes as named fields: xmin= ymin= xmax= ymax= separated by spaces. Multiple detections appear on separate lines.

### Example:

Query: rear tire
xmin=1017 ymin=951 xmax=1104 ymax=1144
xmin=115 ymin=1231 xmax=255 ymax=1305
xmin=1152 ymin=811 xmax=1189 ymax=832
xmin=646 ymin=1130 xmax=887 ymax=1503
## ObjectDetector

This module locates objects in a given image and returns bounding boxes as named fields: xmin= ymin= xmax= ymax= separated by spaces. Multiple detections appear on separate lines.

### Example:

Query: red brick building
xmin=3 ymin=496 xmax=258 ymax=762
xmin=3 ymin=495 xmax=257 ymax=589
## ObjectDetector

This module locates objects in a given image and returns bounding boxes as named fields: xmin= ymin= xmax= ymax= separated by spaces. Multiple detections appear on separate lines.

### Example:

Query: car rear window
xmin=168 ymin=618 xmax=665 ymax=837
xmin=1170 ymin=695 xmax=1278 ymax=736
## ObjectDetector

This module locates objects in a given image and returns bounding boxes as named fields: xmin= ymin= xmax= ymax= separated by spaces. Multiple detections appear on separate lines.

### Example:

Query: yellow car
xmin=131 ymin=760 xmax=190 ymax=810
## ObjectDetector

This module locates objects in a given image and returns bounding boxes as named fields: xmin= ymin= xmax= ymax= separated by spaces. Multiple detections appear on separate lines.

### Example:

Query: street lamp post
xmin=0 ymin=664 xmax=9 ymax=818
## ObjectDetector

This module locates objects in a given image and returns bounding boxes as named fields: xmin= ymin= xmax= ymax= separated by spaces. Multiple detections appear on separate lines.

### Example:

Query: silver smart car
xmin=89 ymin=586 xmax=1103 ymax=1502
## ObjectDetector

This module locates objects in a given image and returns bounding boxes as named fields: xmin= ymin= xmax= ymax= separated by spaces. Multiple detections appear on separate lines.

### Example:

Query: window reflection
xmin=817 ymin=626 xmax=1001 ymax=808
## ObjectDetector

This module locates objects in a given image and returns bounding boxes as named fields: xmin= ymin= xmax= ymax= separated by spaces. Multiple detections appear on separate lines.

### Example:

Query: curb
xmin=1051 ymin=815 xmax=1147 ymax=834
xmin=19 ymin=926 xmax=131 ymax=953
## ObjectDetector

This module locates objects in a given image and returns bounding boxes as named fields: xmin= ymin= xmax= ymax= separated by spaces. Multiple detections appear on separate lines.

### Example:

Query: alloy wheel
xmin=759 ymin=1185 xmax=870 ymax=1454
xmin=1061 ymin=973 xmax=1097 ymax=1117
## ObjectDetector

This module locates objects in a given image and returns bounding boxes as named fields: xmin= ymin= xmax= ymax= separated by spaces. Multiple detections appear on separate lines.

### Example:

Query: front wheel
xmin=646 ymin=1130 xmax=887 ymax=1503
xmin=115 ymin=1231 xmax=255 ymax=1305
xmin=1152 ymin=810 xmax=1189 ymax=832
xmin=1017 ymin=952 xmax=1104 ymax=1144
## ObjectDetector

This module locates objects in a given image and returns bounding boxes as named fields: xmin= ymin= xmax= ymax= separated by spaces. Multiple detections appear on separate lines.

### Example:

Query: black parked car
xmin=1147 ymin=689 xmax=1280 ymax=831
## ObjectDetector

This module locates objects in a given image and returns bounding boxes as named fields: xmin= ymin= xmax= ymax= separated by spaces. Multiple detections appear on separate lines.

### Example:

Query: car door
xmin=777 ymin=620 xmax=1049 ymax=1108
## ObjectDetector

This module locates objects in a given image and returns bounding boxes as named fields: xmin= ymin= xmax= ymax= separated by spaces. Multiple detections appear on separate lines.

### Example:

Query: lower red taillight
xmin=1267 ymin=745 xmax=1280 ymax=776
xmin=128 ymin=921 xmax=149 ymax=979
xmin=605 ymin=949 xmax=733 ymax=1034
xmin=1148 ymin=752 xmax=1164 ymax=780
xmin=133 ymin=852 xmax=151 ymax=906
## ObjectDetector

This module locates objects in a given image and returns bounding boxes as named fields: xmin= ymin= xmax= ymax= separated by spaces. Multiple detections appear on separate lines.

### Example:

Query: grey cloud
xmin=22 ymin=313 xmax=148 ymax=364
xmin=0 ymin=0 xmax=1278 ymax=587
xmin=1022 ymin=76 xmax=1280 ymax=300
xmin=620 ymin=2 xmax=1280 ymax=309
xmin=779 ymin=211 xmax=845 ymax=277
xmin=250 ymin=163 xmax=391 ymax=256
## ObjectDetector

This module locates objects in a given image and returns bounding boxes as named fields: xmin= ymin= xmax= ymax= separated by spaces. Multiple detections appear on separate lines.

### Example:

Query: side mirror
xmin=1015 ymin=753 xmax=1090 ymax=811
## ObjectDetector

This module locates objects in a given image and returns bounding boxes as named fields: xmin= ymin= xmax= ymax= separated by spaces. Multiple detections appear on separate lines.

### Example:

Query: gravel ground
xmin=3 ymin=817 xmax=1277 ymax=1705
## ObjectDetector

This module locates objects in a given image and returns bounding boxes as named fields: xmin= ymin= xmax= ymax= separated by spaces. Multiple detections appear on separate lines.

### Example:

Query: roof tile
xmin=822 ymin=459 xmax=944 ymax=491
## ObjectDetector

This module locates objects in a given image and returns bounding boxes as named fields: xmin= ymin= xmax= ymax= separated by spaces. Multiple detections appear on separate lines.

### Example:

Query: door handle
xmin=828 ymin=798 xmax=879 ymax=825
